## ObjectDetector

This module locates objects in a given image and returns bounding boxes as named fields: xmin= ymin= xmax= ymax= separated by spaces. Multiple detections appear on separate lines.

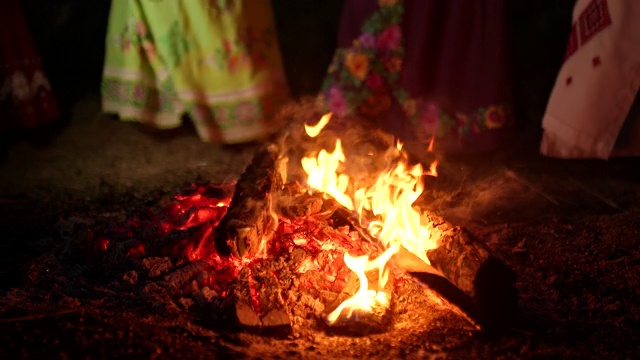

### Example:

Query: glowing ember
xmin=98 ymin=238 xmax=110 ymax=251
xmin=94 ymin=114 xmax=441 ymax=328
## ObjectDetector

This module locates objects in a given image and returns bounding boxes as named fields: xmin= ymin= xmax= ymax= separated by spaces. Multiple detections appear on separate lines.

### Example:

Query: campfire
xmin=78 ymin=112 xmax=517 ymax=337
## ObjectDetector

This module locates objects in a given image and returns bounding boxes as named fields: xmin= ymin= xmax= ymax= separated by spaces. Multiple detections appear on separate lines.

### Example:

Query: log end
xmin=427 ymin=228 xmax=519 ymax=332
xmin=235 ymin=301 xmax=261 ymax=327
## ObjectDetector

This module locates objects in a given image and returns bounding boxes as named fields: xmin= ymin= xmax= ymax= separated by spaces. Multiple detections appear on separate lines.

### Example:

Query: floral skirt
xmin=101 ymin=0 xmax=290 ymax=143
xmin=319 ymin=0 xmax=513 ymax=153
xmin=0 ymin=0 xmax=59 ymax=134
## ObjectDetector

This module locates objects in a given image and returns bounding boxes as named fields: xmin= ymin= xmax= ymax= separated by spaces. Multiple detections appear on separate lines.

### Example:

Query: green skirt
xmin=101 ymin=0 xmax=290 ymax=143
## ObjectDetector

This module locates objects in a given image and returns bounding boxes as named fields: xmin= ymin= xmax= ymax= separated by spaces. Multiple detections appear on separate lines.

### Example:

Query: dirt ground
xmin=1 ymin=96 xmax=639 ymax=359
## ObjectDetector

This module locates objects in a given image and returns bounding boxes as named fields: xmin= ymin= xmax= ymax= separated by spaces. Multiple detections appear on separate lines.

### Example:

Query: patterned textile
xmin=541 ymin=0 xmax=640 ymax=159
xmin=102 ymin=0 xmax=290 ymax=143
xmin=0 ymin=0 xmax=59 ymax=134
xmin=319 ymin=0 xmax=512 ymax=152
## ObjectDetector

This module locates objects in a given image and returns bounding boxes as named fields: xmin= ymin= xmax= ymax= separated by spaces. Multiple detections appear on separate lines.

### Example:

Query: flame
xmin=357 ymin=153 xmax=436 ymax=266
xmin=426 ymin=160 xmax=438 ymax=177
xmin=427 ymin=135 xmax=435 ymax=152
xmin=259 ymin=192 xmax=279 ymax=258
xmin=325 ymin=244 xmax=398 ymax=325
xmin=301 ymin=139 xmax=354 ymax=211
xmin=302 ymin=114 xmax=440 ymax=324
xmin=304 ymin=112 xmax=332 ymax=138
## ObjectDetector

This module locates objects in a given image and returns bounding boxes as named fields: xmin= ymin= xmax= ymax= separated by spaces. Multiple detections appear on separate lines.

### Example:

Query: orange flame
xmin=304 ymin=112 xmax=332 ymax=138
xmin=301 ymin=139 xmax=354 ymax=211
xmin=426 ymin=160 xmax=438 ymax=177
xmin=360 ymin=159 xmax=432 ymax=262
xmin=427 ymin=135 xmax=435 ymax=152
xmin=326 ymin=244 xmax=398 ymax=325
xmin=302 ymin=114 xmax=440 ymax=323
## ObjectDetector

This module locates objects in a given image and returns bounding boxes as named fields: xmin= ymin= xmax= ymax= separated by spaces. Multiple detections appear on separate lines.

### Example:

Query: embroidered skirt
xmin=319 ymin=0 xmax=513 ymax=153
xmin=101 ymin=0 xmax=290 ymax=143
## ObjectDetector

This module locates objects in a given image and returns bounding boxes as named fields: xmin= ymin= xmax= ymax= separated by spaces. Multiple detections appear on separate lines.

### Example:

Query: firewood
xmin=233 ymin=301 xmax=261 ymax=327
xmin=424 ymin=214 xmax=518 ymax=331
xmin=227 ymin=302 xmax=291 ymax=336
xmin=213 ymin=142 xmax=287 ymax=257
xmin=392 ymin=246 xmax=481 ymax=329
xmin=260 ymin=308 xmax=291 ymax=338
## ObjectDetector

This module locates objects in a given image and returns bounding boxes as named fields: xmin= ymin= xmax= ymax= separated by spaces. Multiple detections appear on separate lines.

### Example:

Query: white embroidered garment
xmin=540 ymin=0 xmax=640 ymax=159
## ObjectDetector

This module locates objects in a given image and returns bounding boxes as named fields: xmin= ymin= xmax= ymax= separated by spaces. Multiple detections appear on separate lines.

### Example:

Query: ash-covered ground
xmin=1 ymin=98 xmax=640 ymax=359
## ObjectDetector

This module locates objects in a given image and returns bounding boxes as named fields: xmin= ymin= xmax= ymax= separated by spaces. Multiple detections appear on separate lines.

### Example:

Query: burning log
xmin=214 ymin=142 xmax=287 ymax=257
xmin=206 ymin=111 xmax=516 ymax=333
xmin=392 ymin=246 xmax=480 ymax=327
xmin=396 ymin=213 xmax=519 ymax=332
xmin=427 ymin=225 xmax=518 ymax=331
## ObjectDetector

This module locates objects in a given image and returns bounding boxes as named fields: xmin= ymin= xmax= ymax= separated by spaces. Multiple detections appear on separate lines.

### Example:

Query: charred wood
xmin=386 ymin=213 xmax=518 ymax=332
xmin=392 ymin=246 xmax=480 ymax=330
xmin=233 ymin=301 xmax=261 ymax=327
xmin=423 ymin=214 xmax=518 ymax=332
xmin=213 ymin=143 xmax=287 ymax=257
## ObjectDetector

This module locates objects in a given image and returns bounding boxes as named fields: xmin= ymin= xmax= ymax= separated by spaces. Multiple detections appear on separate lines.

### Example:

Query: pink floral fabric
xmin=320 ymin=0 xmax=512 ymax=150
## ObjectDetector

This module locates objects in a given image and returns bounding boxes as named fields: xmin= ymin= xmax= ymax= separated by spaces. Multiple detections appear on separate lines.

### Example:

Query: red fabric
xmin=578 ymin=0 xmax=611 ymax=46
xmin=0 ymin=0 xmax=59 ymax=134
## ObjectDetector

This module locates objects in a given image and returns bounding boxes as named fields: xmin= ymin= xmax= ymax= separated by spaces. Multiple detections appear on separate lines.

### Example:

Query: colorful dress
xmin=102 ymin=0 xmax=290 ymax=144
xmin=0 ymin=0 xmax=59 ymax=134
xmin=319 ymin=0 xmax=512 ymax=153
xmin=541 ymin=0 xmax=640 ymax=159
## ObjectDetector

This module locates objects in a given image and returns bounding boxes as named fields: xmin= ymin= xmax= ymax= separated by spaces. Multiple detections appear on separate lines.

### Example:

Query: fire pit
xmin=2 ymin=102 xmax=639 ymax=358
xmin=23 ymin=112 xmax=517 ymax=337
xmin=195 ymin=112 xmax=517 ymax=333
